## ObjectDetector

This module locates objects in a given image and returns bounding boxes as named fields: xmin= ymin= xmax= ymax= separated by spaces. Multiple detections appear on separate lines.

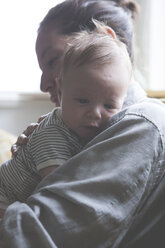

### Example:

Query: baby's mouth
xmin=86 ymin=125 xmax=99 ymax=129
xmin=85 ymin=122 xmax=101 ymax=129
xmin=84 ymin=125 xmax=101 ymax=134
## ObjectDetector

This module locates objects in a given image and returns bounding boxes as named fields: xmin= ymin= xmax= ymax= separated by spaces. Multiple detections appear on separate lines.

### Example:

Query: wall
xmin=0 ymin=93 xmax=54 ymax=136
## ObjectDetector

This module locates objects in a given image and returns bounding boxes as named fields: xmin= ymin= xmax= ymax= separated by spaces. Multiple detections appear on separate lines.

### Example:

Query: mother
xmin=12 ymin=0 xmax=141 ymax=153
xmin=2 ymin=0 xmax=165 ymax=248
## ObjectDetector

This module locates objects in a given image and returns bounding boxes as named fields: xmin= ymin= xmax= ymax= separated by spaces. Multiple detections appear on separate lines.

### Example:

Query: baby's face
xmin=60 ymin=61 xmax=130 ymax=143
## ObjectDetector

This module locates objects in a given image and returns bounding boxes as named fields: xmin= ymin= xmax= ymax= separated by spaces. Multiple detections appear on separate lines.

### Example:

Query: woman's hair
xmin=39 ymin=0 xmax=139 ymax=63
xmin=61 ymin=19 xmax=132 ymax=78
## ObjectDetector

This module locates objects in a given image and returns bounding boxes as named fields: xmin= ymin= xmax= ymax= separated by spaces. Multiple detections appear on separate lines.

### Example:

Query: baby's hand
xmin=11 ymin=114 xmax=49 ymax=157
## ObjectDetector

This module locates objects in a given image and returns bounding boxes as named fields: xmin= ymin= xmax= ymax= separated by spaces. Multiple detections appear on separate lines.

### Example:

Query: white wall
xmin=0 ymin=93 xmax=54 ymax=136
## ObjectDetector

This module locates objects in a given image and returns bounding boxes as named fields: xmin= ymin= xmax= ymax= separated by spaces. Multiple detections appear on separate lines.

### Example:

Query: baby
xmin=0 ymin=20 xmax=132 ymax=213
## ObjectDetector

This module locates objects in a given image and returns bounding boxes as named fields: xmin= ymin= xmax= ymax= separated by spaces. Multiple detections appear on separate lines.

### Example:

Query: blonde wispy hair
xmin=60 ymin=19 xmax=132 ymax=79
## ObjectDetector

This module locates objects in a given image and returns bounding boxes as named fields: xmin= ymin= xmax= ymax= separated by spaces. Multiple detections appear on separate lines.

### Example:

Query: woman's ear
xmin=106 ymin=27 xmax=116 ymax=39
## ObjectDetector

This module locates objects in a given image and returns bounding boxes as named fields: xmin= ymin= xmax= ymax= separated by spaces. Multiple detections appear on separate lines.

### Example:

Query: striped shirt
xmin=0 ymin=108 xmax=83 ymax=206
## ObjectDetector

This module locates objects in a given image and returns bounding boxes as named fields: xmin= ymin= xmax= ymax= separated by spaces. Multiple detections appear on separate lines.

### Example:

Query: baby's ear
xmin=56 ymin=77 xmax=62 ymax=104
xmin=92 ymin=19 xmax=117 ymax=39
xmin=106 ymin=26 xmax=117 ymax=39
xmin=58 ymin=88 xmax=62 ymax=105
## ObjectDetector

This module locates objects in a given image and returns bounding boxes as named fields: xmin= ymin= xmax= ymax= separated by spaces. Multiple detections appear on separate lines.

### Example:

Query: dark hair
xmin=39 ymin=0 xmax=139 ymax=63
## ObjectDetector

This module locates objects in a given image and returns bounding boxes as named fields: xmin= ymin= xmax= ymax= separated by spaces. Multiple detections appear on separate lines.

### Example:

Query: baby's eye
xmin=76 ymin=98 xmax=89 ymax=104
xmin=104 ymin=104 xmax=114 ymax=109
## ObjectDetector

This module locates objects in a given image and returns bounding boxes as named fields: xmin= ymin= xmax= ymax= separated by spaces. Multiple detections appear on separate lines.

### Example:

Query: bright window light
xmin=1 ymin=1 xmax=165 ymax=93
xmin=0 ymin=0 xmax=63 ymax=93
xmin=148 ymin=0 xmax=165 ymax=90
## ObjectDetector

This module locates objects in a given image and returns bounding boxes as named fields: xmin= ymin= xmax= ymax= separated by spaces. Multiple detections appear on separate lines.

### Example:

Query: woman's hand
xmin=11 ymin=114 xmax=49 ymax=157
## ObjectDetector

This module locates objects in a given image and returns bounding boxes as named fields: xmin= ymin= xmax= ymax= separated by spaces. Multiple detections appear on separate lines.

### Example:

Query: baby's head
xmin=58 ymin=20 xmax=132 ymax=143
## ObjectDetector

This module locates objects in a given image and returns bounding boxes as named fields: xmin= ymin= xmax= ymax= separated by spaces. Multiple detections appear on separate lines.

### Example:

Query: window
xmin=135 ymin=0 xmax=165 ymax=91
xmin=0 ymin=0 xmax=63 ymax=93
xmin=0 ymin=0 xmax=165 ymax=94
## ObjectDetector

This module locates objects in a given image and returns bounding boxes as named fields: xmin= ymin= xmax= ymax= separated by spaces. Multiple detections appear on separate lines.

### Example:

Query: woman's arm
xmin=1 ymin=101 xmax=164 ymax=248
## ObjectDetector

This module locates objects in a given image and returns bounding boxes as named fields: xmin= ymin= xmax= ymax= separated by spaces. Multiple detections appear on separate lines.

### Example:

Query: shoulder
xmin=125 ymin=98 xmax=165 ymax=132
xmin=88 ymin=98 xmax=165 ymax=153
xmin=28 ymin=108 xmax=60 ymax=139
xmin=36 ymin=107 xmax=66 ymax=130
xmin=28 ymin=107 xmax=82 ymax=150
xmin=113 ymin=97 xmax=165 ymax=128
xmin=106 ymin=97 xmax=165 ymax=151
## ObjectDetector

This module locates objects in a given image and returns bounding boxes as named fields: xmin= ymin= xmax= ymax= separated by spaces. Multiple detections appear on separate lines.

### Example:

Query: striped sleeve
xmin=0 ymin=153 xmax=41 ymax=203
xmin=28 ymin=108 xmax=83 ymax=172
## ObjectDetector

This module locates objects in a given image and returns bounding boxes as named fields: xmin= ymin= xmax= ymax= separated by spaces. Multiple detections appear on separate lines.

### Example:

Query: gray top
xmin=1 ymin=82 xmax=165 ymax=248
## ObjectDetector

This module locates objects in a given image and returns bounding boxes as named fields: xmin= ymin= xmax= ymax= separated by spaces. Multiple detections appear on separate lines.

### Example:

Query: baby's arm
xmin=0 ymin=206 xmax=8 ymax=219
xmin=0 ymin=199 xmax=9 ymax=219
xmin=0 ymin=188 xmax=11 ymax=219
xmin=39 ymin=165 xmax=59 ymax=178
xmin=0 ymin=208 xmax=5 ymax=219
xmin=0 ymin=154 xmax=41 ymax=212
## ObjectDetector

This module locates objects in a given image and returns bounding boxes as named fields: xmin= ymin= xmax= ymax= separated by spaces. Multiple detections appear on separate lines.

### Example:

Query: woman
xmin=1 ymin=0 xmax=165 ymax=247
xmin=12 ymin=0 xmax=142 ymax=155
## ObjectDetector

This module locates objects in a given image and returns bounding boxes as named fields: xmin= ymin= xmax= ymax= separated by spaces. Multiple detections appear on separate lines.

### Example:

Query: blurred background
xmin=0 ymin=0 xmax=165 ymax=136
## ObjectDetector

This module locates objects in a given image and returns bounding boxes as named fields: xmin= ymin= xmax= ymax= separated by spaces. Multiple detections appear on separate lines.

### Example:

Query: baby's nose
xmin=88 ymin=107 xmax=102 ymax=120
